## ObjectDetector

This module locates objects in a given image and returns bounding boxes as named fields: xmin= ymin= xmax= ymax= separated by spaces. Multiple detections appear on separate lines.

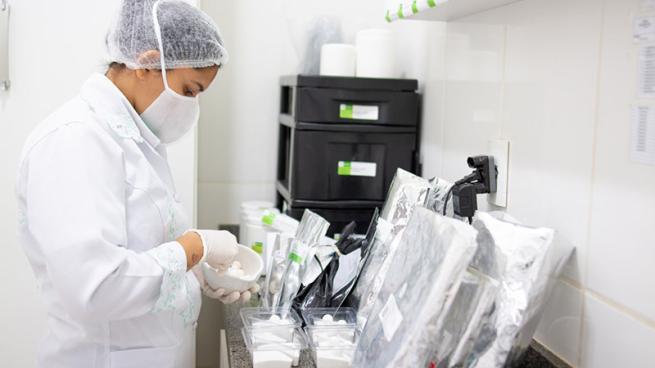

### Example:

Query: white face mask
xmin=140 ymin=1 xmax=200 ymax=145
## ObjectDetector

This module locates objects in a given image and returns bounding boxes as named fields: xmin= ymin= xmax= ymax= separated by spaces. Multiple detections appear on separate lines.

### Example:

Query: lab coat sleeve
xmin=23 ymin=121 xmax=189 ymax=322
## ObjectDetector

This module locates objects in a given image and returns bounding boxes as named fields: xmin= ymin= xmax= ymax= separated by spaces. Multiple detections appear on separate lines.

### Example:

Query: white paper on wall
xmin=641 ymin=0 xmax=655 ymax=13
xmin=631 ymin=105 xmax=655 ymax=166
xmin=634 ymin=16 xmax=655 ymax=42
xmin=638 ymin=45 xmax=655 ymax=98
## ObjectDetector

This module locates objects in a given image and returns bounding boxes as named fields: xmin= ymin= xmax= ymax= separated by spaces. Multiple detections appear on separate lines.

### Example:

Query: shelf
xmin=391 ymin=0 xmax=524 ymax=22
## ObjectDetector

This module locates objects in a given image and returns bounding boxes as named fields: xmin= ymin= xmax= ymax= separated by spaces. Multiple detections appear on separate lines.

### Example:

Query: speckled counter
xmin=224 ymin=299 xmax=570 ymax=368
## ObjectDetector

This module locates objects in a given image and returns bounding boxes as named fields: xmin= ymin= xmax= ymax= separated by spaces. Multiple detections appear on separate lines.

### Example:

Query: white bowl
xmin=202 ymin=244 xmax=263 ymax=293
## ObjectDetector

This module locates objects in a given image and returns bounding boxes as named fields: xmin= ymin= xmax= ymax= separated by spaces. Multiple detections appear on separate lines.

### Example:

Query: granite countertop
xmin=224 ymin=299 xmax=570 ymax=368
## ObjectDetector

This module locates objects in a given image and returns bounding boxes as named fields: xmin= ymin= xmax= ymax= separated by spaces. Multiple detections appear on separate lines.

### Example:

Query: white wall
xmin=197 ymin=0 xmax=392 ymax=229
xmin=0 ymin=0 xmax=197 ymax=366
xmin=419 ymin=0 xmax=655 ymax=366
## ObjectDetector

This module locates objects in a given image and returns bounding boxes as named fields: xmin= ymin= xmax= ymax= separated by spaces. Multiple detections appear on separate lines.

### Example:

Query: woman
xmin=16 ymin=1 xmax=254 ymax=367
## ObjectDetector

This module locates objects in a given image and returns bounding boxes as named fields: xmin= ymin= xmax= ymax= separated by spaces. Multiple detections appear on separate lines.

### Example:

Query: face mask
xmin=140 ymin=1 xmax=200 ymax=145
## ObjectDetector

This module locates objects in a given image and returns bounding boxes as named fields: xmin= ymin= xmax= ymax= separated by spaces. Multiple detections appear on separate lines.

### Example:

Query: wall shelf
xmin=395 ymin=0 xmax=524 ymax=22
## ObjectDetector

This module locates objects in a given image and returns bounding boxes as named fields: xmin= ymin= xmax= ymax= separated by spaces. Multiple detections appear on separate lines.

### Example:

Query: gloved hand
xmin=192 ymin=266 xmax=260 ymax=304
xmin=186 ymin=229 xmax=238 ymax=269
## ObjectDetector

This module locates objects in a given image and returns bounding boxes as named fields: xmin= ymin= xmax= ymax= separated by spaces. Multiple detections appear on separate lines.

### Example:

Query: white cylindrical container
xmin=239 ymin=201 xmax=274 ymax=244
xmin=320 ymin=44 xmax=357 ymax=77
xmin=355 ymin=29 xmax=396 ymax=78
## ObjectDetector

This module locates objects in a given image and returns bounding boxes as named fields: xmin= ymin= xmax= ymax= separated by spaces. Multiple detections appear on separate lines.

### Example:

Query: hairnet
xmin=106 ymin=0 xmax=228 ymax=70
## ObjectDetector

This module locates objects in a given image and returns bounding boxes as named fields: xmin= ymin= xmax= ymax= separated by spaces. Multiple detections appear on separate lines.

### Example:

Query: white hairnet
xmin=106 ymin=0 xmax=228 ymax=70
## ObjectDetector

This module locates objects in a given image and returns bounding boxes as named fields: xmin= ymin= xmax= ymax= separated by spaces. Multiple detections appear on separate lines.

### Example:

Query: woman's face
xmin=133 ymin=65 xmax=220 ymax=114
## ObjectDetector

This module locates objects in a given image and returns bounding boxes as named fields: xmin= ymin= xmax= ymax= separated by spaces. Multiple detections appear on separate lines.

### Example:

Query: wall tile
xmin=535 ymin=280 xmax=584 ymax=366
xmin=197 ymin=182 xmax=276 ymax=229
xmin=586 ymin=0 xmax=655 ymax=321
xmin=580 ymin=293 xmax=655 ymax=368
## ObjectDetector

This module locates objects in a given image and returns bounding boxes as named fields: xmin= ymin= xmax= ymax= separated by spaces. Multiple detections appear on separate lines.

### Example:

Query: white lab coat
xmin=16 ymin=74 xmax=202 ymax=368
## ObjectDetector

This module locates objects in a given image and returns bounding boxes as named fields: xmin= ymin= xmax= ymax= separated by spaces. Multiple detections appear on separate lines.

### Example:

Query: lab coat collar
xmin=80 ymin=74 xmax=162 ymax=148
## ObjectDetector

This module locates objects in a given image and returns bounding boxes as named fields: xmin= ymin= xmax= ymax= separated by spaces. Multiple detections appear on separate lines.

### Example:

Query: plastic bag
xmin=432 ymin=269 xmax=499 ymax=368
xmin=331 ymin=209 xmax=379 ymax=308
xmin=470 ymin=212 xmax=574 ymax=368
xmin=352 ymin=207 xmax=479 ymax=368
xmin=262 ymin=233 xmax=293 ymax=308
xmin=293 ymin=257 xmax=340 ymax=310
xmin=298 ymin=17 xmax=343 ymax=75
xmin=292 ymin=211 xmax=378 ymax=311
xmin=352 ymin=170 xmax=432 ymax=325
xmin=275 ymin=210 xmax=330 ymax=312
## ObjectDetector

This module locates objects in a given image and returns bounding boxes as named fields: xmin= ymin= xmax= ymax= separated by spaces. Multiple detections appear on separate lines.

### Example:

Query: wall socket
xmin=488 ymin=139 xmax=510 ymax=207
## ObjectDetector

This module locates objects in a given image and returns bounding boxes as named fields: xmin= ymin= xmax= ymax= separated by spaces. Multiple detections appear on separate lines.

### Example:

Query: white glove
xmin=187 ymin=229 xmax=259 ymax=304
xmin=187 ymin=229 xmax=238 ymax=269
xmin=192 ymin=266 xmax=260 ymax=304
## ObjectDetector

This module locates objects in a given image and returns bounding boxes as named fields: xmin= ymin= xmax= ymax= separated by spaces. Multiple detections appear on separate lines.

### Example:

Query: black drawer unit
xmin=276 ymin=75 xmax=421 ymax=232
xmin=280 ymin=75 xmax=419 ymax=127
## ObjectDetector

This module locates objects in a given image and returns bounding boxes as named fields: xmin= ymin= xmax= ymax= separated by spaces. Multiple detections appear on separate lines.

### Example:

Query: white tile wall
xmin=420 ymin=0 xmax=655 ymax=365
xmin=534 ymin=280 xmax=584 ymax=366
xmin=581 ymin=293 xmax=655 ymax=368
xmin=586 ymin=0 xmax=655 ymax=322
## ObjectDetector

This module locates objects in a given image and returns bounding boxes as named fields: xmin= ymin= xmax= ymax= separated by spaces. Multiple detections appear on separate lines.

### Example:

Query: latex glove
xmin=187 ymin=229 xmax=238 ymax=269
xmin=192 ymin=266 xmax=260 ymax=304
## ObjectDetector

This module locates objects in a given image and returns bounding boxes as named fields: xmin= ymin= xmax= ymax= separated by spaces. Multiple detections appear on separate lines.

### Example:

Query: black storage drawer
xmin=285 ymin=205 xmax=379 ymax=236
xmin=280 ymin=75 xmax=419 ymax=127
xmin=285 ymin=128 xmax=417 ymax=202
xmin=292 ymin=87 xmax=419 ymax=126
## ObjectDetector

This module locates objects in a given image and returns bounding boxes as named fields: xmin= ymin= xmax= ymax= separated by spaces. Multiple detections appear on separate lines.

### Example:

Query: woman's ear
xmin=135 ymin=50 xmax=161 ymax=80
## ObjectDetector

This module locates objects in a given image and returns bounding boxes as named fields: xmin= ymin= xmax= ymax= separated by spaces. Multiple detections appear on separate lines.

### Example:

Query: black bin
xmin=281 ymin=75 xmax=419 ymax=127
xmin=278 ymin=121 xmax=418 ymax=202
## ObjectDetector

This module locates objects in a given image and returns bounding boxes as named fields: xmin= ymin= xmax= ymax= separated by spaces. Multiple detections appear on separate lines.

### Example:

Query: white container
xmin=242 ymin=326 xmax=308 ymax=368
xmin=305 ymin=326 xmax=357 ymax=368
xmin=320 ymin=44 xmax=356 ymax=77
xmin=239 ymin=201 xmax=275 ymax=244
xmin=202 ymin=245 xmax=263 ymax=293
xmin=355 ymin=29 xmax=396 ymax=79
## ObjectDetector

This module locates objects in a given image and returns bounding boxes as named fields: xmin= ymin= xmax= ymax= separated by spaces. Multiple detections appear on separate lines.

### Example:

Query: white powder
xmin=252 ymin=350 xmax=294 ymax=368
xmin=315 ymin=349 xmax=353 ymax=368
xmin=310 ymin=317 xmax=355 ymax=368
xmin=250 ymin=316 xmax=301 ymax=368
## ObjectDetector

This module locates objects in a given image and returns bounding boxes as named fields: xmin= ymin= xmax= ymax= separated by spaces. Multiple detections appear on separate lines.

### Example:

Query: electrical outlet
xmin=488 ymin=139 xmax=510 ymax=207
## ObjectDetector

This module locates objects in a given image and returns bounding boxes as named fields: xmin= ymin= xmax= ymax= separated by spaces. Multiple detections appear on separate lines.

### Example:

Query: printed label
xmin=251 ymin=242 xmax=263 ymax=254
xmin=339 ymin=104 xmax=380 ymax=121
xmin=337 ymin=161 xmax=377 ymax=177
xmin=635 ymin=16 xmax=655 ymax=42
xmin=379 ymin=294 xmax=403 ymax=341
xmin=288 ymin=242 xmax=310 ymax=264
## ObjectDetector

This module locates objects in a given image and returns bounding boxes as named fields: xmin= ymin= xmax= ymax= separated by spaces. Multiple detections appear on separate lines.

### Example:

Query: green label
xmin=337 ymin=161 xmax=377 ymax=177
xmin=338 ymin=161 xmax=352 ymax=176
xmin=340 ymin=104 xmax=354 ymax=119
xmin=251 ymin=242 xmax=263 ymax=254
xmin=289 ymin=252 xmax=303 ymax=264
xmin=262 ymin=213 xmax=276 ymax=226
xmin=411 ymin=0 xmax=419 ymax=14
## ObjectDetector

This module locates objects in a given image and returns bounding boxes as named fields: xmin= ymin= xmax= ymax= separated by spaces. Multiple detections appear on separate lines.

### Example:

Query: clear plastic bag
xmin=351 ymin=207 xmax=479 ymax=368
xmin=297 ymin=17 xmax=343 ymax=75
xmin=262 ymin=233 xmax=293 ymax=308
xmin=470 ymin=212 xmax=574 ymax=368
xmin=276 ymin=211 xmax=330 ymax=312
